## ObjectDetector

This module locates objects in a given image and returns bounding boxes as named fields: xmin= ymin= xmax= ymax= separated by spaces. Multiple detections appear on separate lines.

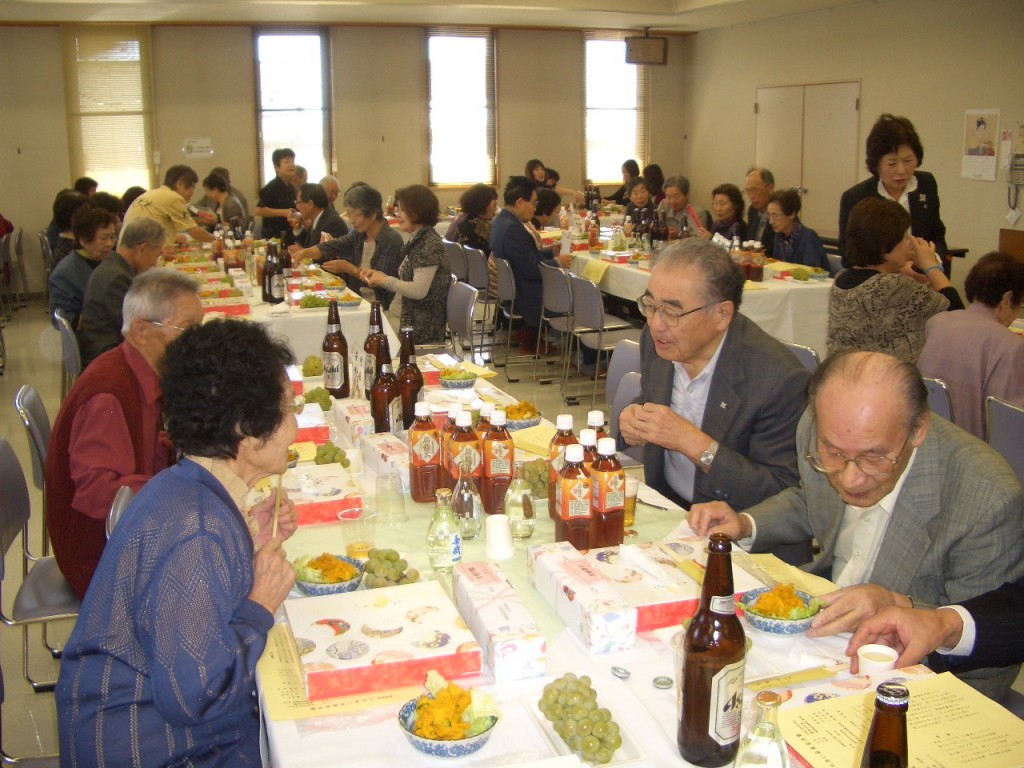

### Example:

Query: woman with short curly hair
xmin=57 ymin=319 xmax=300 ymax=766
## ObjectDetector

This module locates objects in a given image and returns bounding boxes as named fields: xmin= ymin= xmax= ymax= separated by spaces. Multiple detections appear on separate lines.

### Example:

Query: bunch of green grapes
xmin=305 ymin=387 xmax=332 ymax=411
xmin=521 ymin=458 xmax=550 ymax=500
xmin=363 ymin=548 xmax=420 ymax=588
xmin=538 ymin=673 xmax=622 ymax=765
xmin=314 ymin=441 xmax=350 ymax=468
xmin=299 ymin=294 xmax=331 ymax=309
xmin=302 ymin=355 xmax=324 ymax=376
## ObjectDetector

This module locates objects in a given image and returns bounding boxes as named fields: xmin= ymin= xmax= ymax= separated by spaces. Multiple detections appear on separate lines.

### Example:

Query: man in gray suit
xmin=620 ymin=239 xmax=810 ymax=516
xmin=689 ymin=350 xmax=1024 ymax=698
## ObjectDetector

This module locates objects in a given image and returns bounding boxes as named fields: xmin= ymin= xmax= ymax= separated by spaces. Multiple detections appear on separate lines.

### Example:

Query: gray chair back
xmin=986 ymin=395 xmax=1024 ymax=484
xmin=443 ymin=240 xmax=467 ymax=282
xmin=14 ymin=385 xmax=50 ymax=493
xmin=446 ymin=280 xmax=478 ymax=356
xmin=494 ymin=257 xmax=516 ymax=310
xmin=606 ymin=339 xmax=641 ymax=404
xmin=463 ymin=246 xmax=489 ymax=293
xmin=923 ymin=377 xmax=954 ymax=422
xmin=827 ymin=252 xmax=843 ymax=277
xmin=782 ymin=340 xmax=820 ymax=373
xmin=106 ymin=486 xmax=135 ymax=539
xmin=610 ymin=372 xmax=644 ymax=462
xmin=0 ymin=438 xmax=30 ymax=567
xmin=54 ymin=310 xmax=82 ymax=400
xmin=539 ymin=262 xmax=572 ymax=316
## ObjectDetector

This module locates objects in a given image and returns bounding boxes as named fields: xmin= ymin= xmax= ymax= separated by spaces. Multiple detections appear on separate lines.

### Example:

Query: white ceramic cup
xmin=485 ymin=514 xmax=515 ymax=560
xmin=857 ymin=643 xmax=899 ymax=675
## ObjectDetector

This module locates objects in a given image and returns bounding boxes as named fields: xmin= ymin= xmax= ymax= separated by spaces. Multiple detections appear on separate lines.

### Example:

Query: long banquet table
xmin=249 ymin=300 xmax=400 ymax=362
xmin=257 ymin=375 xmax=870 ymax=768
xmin=571 ymin=253 xmax=832 ymax=356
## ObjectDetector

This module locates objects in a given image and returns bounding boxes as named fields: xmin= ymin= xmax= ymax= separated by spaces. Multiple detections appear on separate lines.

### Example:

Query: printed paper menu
xmin=779 ymin=672 xmax=1024 ymax=767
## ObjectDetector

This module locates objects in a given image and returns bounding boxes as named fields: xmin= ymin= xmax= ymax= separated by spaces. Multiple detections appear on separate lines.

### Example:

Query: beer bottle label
xmin=323 ymin=352 xmax=345 ymax=389
xmin=558 ymin=476 xmax=591 ymax=520
xmin=484 ymin=438 xmax=513 ymax=478
xmin=410 ymin=430 xmax=440 ymax=466
xmin=590 ymin=469 xmax=625 ymax=513
xmin=364 ymin=356 xmax=376 ymax=393
xmin=708 ymin=658 xmax=744 ymax=747
xmin=271 ymin=274 xmax=285 ymax=299
xmin=710 ymin=595 xmax=735 ymax=614
xmin=389 ymin=398 xmax=403 ymax=434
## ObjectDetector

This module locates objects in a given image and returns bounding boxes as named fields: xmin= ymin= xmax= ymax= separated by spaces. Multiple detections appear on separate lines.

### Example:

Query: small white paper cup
xmin=485 ymin=514 xmax=515 ymax=560
xmin=857 ymin=643 xmax=898 ymax=675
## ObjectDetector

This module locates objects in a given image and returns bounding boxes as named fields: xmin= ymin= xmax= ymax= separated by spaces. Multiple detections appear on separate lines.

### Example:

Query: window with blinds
xmin=584 ymin=35 xmax=649 ymax=186
xmin=62 ymin=25 xmax=155 ymax=194
xmin=254 ymin=30 xmax=332 ymax=188
xmin=427 ymin=29 xmax=496 ymax=186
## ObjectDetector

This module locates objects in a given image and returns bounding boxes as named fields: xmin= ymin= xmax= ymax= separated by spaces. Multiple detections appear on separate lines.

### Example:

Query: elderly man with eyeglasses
xmin=46 ymin=270 xmax=297 ymax=600
xmin=689 ymin=349 xmax=1024 ymax=700
xmin=619 ymin=239 xmax=810 ymax=536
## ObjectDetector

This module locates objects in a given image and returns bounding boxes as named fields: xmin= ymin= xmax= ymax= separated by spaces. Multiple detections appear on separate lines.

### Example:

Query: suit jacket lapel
xmin=700 ymin=325 xmax=742 ymax=438
xmin=869 ymin=433 xmax=941 ymax=594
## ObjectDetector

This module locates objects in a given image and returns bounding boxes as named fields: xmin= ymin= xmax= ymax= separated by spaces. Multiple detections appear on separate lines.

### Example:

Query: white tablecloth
xmin=571 ymin=253 xmax=832 ymax=357
xmin=249 ymin=300 xmax=400 ymax=362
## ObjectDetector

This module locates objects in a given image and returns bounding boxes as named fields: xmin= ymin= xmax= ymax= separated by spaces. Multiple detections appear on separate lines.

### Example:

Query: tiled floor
xmin=0 ymin=297 xmax=611 ymax=759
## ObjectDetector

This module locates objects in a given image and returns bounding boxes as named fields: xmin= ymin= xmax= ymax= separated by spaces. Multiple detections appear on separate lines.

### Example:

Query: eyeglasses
xmin=636 ymin=295 xmax=711 ymax=327
xmin=766 ymin=212 xmax=785 ymax=221
xmin=282 ymin=395 xmax=305 ymax=415
xmin=805 ymin=434 xmax=911 ymax=477
xmin=146 ymin=319 xmax=191 ymax=335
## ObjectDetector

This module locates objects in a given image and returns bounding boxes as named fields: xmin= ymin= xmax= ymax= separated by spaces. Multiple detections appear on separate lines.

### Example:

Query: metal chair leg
xmin=22 ymin=628 xmax=58 ymax=694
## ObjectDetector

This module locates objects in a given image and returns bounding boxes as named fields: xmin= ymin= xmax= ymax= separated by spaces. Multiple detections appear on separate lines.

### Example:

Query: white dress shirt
xmin=663 ymin=332 xmax=727 ymax=504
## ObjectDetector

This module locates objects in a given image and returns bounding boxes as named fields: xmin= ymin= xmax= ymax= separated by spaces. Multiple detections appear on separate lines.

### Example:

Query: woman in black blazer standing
xmin=838 ymin=114 xmax=947 ymax=267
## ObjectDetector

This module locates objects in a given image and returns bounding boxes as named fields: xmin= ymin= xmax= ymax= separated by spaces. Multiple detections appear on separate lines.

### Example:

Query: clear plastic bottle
xmin=502 ymin=460 xmax=536 ymax=540
xmin=426 ymin=488 xmax=461 ymax=575
xmin=735 ymin=691 xmax=789 ymax=768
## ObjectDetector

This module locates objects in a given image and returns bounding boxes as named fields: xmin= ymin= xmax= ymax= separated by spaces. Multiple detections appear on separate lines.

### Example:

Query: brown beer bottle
xmin=548 ymin=414 xmax=578 ymax=520
xmin=860 ymin=683 xmax=909 ymax=768
xmin=278 ymin=231 xmax=293 ymax=283
xmin=679 ymin=533 xmax=746 ymax=766
xmin=263 ymin=240 xmax=280 ymax=304
xmin=480 ymin=410 xmax=514 ymax=515
xmin=590 ymin=437 xmax=625 ymax=548
xmin=370 ymin=363 xmax=400 ymax=434
xmin=321 ymin=299 xmax=350 ymax=398
xmin=395 ymin=326 xmax=423 ymax=429
xmin=363 ymin=301 xmax=390 ymax=399
xmin=555 ymin=444 xmax=591 ymax=551
xmin=409 ymin=401 xmax=441 ymax=503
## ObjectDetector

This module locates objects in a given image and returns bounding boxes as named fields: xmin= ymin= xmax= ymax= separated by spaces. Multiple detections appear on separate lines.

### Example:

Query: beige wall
xmin=0 ymin=27 xmax=71 ymax=293
xmin=3 ymin=0 xmax=1021 ymax=295
xmin=679 ymin=0 xmax=1024 ymax=293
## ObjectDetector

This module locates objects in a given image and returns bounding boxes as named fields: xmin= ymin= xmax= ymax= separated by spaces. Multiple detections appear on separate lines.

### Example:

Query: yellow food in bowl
xmin=305 ymin=553 xmax=358 ymax=583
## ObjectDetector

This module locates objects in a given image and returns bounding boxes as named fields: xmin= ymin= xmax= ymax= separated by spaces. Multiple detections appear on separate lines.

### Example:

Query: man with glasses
xmin=46 ymin=270 xmax=206 ymax=599
xmin=689 ymin=350 xmax=1024 ymax=699
xmin=620 ymin=239 xmax=810 ymax=546
xmin=289 ymin=182 xmax=348 ymax=251
xmin=744 ymin=167 xmax=776 ymax=256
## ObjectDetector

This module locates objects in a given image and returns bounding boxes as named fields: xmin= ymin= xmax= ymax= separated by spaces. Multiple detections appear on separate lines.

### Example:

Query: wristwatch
xmin=699 ymin=440 xmax=719 ymax=473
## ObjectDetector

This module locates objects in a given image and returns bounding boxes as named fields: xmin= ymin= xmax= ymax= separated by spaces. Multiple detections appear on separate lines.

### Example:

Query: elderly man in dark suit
xmin=744 ymin=167 xmax=775 ymax=256
xmin=290 ymin=182 xmax=348 ymax=251
xmin=689 ymin=351 xmax=1024 ymax=699
xmin=620 ymin=238 xmax=810 ymax=515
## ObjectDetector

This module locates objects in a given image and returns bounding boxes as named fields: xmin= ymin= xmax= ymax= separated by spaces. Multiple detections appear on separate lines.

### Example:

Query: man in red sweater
xmin=46 ymin=269 xmax=204 ymax=599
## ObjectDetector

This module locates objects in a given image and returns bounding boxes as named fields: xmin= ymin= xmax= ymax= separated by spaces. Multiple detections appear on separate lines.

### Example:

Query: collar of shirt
xmin=185 ymin=455 xmax=251 ymax=513
xmin=876 ymin=174 xmax=918 ymax=213
xmin=121 ymin=341 xmax=163 ymax=409
xmin=832 ymin=446 xmax=918 ymax=588
xmin=663 ymin=330 xmax=729 ymax=503
xmin=312 ymin=210 xmax=324 ymax=230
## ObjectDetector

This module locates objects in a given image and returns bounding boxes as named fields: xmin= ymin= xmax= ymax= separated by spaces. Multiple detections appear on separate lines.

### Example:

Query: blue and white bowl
xmin=296 ymin=555 xmax=364 ymax=596
xmin=398 ymin=697 xmax=498 ymax=759
xmin=439 ymin=374 xmax=478 ymax=390
xmin=739 ymin=586 xmax=819 ymax=635
xmin=505 ymin=413 xmax=543 ymax=431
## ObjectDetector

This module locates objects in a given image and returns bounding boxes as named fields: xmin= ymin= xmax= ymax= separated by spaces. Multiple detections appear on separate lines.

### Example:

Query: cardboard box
xmin=286 ymin=365 xmax=304 ymax=396
xmin=282 ymin=463 xmax=363 ymax=527
xmin=453 ymin=561 xmax=546 ymax=682
xmin=295 ymin=405 xmax=331 ymax=445
xmin=201 ymin=297 xmax=251 ymax=316
xmin=528 ymin=542 xmax=636 ymax=653
xmin=283 ymin=580 xmax=482 ymax=700
xmin=360 ymin=433 xmax=410 ymax=493
xmin=333 ymin=398 xmax=374 ymax=449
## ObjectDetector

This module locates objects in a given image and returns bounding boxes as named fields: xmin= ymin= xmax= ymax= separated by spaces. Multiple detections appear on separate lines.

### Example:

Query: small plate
xmin=505 ymin=414 xmax=543 ymax=431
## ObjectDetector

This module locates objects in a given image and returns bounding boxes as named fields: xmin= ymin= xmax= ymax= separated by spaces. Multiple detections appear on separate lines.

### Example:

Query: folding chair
xmin=782 ymin=340 xmax=820 ymax=373
xmin=610 ymin=371 xmax=644 ymax=463
xmin=14 ymin=385 xmax=50 ymax=557
xmin=0 ymin=666 xmax=60 ymax=764
xmin=463 ymin=246 xmax=497 ymax=359
xmin=534 ymin=262 xmax=573 ymax=385
xmin=37 ymin=231 xmax=54 ymax=307
xmin=106 ymin=486 xmax=135 ymax=539
xmin=986 ymin=395 xmax=1024 ymax=484
xmin=923 ymin=377 xmax=954 ymax=423
xmin=492 ymin=257 xmax=530 ymax=381
xmin=53 ymin=311 xmax=81 ymax=402
xmin=605 ymin=339 xmax=641 ymax=406
xmin=442 ymin=240 xmax=467 ymax=282
xmin=10 ymin=229 xmax=28 ymax=309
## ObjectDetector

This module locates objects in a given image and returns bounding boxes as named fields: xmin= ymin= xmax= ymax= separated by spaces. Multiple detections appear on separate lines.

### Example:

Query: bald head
xmin=744 ymin=168 xmax=774 ymax=212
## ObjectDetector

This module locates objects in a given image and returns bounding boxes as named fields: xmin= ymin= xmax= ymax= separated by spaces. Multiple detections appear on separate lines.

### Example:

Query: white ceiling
xmin=0 ymin=0 xmax=867 ymax=32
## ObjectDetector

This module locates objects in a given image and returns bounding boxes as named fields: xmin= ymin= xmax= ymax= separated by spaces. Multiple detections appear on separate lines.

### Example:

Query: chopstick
xmin=271 ymin=473 xmax=283 ymax=539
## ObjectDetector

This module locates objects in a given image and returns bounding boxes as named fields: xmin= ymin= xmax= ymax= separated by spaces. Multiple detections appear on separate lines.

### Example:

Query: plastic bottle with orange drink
xmin=475 ymin=402 xmax=493 ymax=441
xmin=439 ymin=403 xmax=462 ymax=490
xmin=579 ymin=428 xmax=598 ymax=471
xmin=555 ymin=444 xmax=592 ymax=551
xmin=548 ymin=414 xmax=578 ymax=520
xmin=409 ymin=401 xmax=441 ymax=503
xmin=587 ymin=410 xmax=609 ymax=442
xmin=590 ymin=437 xmax=626 ymax=548
xmin=480 ymin=410 xmax=514 ymax=515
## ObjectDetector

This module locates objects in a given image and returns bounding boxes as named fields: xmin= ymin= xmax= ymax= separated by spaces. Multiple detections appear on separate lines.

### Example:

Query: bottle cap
xmin=755 ymin=691 xmax=782 ymax=707
xmin=597 ymin=437 xmax=617 ymax=456
xmin=400 ymin=325 xmax=414 ymax=335
xmin=434 ymin=488 xmax=453 ymax=502
xmin=470 ymin=398 xmax=484 ymax=410
xmin=564 ymin=444 xmax=584 ymax=463
xmin=875 ymin=682 xmax=910 ymax=706
xmin=456 ymin=411 xmax=473 ymax=427
xmin=587 ymin=410 xmax=605 ymax=427
xmin=556 ymin=414 xmax=574 ymax=431
xmin=414 ymin=401 xmax=431 ymax=417
xmin=380 ymin=364 xmax=393 ymax=374
xmin=448 ymin=403 xmax=463 ymax=417
xmin=479 ymin=402 xmax=494 ymax=417
xmin=579 ymin=428 xmax=597 ymax=446
xmin=490 ymin=410 xmax=506 ymax=426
